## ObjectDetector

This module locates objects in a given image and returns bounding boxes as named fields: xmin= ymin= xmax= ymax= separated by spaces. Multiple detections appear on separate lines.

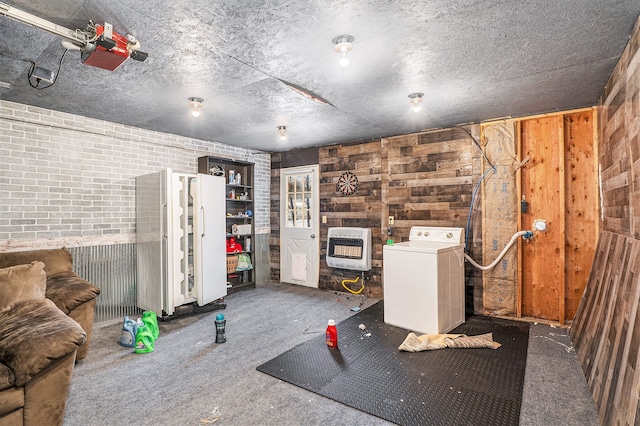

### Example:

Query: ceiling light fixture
xmin=278 ymin=126 xmax=287 ymax=141
xmin=188 ymin=97 xmax=203 ymax=117
xmin=408 ymin=92 xmax=424 ymax=112
xmin=332 ymin=35 xmax=354 ymax=68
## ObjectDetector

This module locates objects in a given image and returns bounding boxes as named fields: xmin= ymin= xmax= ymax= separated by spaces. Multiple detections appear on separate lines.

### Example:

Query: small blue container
xmin=215 ymin=313 xmax=226 ymax=343
xmin=119 ymin=316 xmax=136 ymax=347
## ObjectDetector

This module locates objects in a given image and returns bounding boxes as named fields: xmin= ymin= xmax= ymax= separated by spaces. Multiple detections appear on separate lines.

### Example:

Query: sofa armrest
xmin=23 ymin=351 xmax=77 ymax=426
xmin=0 ymin=299 xmax=86 ymax=386
xmin=69 ymin=298 xmax=97 ymax=361
xmin=45 ymin=271 xmax=100 ymax=315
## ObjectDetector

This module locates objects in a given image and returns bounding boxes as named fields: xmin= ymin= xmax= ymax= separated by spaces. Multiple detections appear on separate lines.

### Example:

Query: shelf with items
xmin=198 ymin=155 xmax=255 ymax=294
xmin=226 ymin=185 xmax=252 ymax=202
xmin=226 ymin=213 xmax=253 ymax=218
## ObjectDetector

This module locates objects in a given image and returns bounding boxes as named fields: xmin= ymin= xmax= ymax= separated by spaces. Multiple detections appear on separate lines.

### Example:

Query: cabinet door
xmin=192 ymin=174 xmax=227 ymax=304
xmin=136 ymin=169 xmax=172 ymax=315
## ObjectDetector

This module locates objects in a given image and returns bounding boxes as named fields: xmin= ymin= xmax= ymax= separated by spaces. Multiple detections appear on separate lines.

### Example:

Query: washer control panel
xmin=409 ymin=226 xmax=465 ymax=244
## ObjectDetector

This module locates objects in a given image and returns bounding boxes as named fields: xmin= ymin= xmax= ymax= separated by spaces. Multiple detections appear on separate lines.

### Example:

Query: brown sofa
xmin=0 ymin=248 xmax=100 ymax=361
xmin=0 ymin=262 xmax=87 ymax=426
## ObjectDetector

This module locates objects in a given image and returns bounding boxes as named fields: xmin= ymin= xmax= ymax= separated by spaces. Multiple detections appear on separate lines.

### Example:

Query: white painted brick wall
xmin=0 ymin=100 xmax=271 ymax=245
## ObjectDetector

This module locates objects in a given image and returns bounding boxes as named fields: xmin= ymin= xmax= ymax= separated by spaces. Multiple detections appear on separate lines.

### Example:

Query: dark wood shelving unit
xmin=198 ymin=156 xmax=255 ymax=294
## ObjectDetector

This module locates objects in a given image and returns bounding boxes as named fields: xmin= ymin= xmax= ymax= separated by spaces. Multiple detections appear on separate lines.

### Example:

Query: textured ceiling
xmin=1 ymin=0 xmax=639 ymax=152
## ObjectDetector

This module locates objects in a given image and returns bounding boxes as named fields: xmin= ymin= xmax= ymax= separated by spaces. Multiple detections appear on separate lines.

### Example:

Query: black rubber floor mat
xmin=257 ymin=301 xmax=530 ymax=426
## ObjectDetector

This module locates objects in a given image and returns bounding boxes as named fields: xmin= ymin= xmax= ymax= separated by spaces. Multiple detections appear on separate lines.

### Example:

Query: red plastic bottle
xmin=326 ymin=319 xmax=338 ymax=348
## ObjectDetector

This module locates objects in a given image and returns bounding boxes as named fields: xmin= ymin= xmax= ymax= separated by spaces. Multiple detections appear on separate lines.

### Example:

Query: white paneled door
xmin=280 ymin=165 xmax=319 ymax=287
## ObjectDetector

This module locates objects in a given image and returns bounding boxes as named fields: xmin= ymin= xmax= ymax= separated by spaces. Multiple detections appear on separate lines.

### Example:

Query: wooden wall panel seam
xmin=516 ymin=120 xmax=523 ymax=318
xmin=559 ymin=116 xmax=566 ymax=325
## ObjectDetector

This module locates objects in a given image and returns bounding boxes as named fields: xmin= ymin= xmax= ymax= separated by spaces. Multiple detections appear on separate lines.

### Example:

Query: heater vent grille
xmin=326 ymin=227 xmax=372 ymax=271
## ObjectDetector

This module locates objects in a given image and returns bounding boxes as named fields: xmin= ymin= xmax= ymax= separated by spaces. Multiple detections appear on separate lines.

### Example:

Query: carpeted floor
xmin=64 ymin=282 xmax=598 ymax=425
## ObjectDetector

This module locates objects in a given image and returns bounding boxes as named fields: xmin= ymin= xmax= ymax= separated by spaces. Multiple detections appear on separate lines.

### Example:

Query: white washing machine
xmin=383 ymin=226 xmax=465 ymax=334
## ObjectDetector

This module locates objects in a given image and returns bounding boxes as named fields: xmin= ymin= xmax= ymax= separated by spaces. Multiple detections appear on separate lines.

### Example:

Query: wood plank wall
xmin=571 ymin=232 xmax=640 ymax=425
xmin=571 ymin=15 xmax=640 ymax=425
xmin=269 ymin=154 xmax=282 ymax=283
xmin=384 ymin=128 xmax=480 ymax=236
xmin=270 ymin=127 xmax=483 ymax=306
xmin=599 ymin=44 xmax=633 ymax=236
xmin=270 ymin=118 xmax=596 ymax=325
xmin=318 ymin=142 xmax=384 ymax=297
xmin=382 ymin=127 xmax=483 ymax=312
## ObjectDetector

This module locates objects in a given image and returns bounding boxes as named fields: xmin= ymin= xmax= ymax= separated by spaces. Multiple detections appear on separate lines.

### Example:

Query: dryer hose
xmin=464 ymin=230 xmax=532 ymax=271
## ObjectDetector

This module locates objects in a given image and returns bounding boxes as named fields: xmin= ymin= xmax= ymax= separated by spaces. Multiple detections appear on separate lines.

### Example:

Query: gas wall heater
xmin=326 ymin=227 xmax=372 ymax=271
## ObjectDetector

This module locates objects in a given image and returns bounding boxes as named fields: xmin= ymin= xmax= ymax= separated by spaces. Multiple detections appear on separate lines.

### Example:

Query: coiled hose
xmin=464 ymin=230 xmax=531 ymax=271
xmin=342 ymin=276 xmax=364 ymax=294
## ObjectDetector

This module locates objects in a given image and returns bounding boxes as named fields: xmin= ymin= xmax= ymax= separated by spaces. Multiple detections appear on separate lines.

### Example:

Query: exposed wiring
xmin=514 ymin=156 xmax=530 ymax=173
xmin=341 ymin=276 xmax=364 ymax=295
xmin=457 ymin=125 xmax=495 ymax=170
xmin=84 ymin=21 xmax=101 ymax=43
xmin=28 ymin=49 xmax=68 ymax=90
xmin=464 ymin=230 xmax=531 ymax=270
xmin=458 ymin=125 xmax=497 ymax=253
xmin=27 ymin=62 xmax=40 ymax=88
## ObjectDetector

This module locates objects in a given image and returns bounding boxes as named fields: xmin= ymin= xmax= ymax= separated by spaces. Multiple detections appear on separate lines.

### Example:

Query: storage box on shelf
xmin=198 ymin=156 xmax=255 ymax=293
xmin=226 ymin=255 xmax=239 ymax=274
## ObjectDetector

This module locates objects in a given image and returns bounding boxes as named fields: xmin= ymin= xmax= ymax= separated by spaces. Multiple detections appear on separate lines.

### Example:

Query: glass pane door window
xmin=286 ymin=173 xmax=312 ymax=228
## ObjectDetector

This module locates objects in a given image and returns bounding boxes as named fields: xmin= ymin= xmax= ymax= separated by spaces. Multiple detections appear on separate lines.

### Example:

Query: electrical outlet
xmin=388 ymin=216 xmax=394 ymax=225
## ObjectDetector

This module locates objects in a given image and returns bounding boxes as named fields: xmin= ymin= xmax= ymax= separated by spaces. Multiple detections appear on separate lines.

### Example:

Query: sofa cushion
xmin=0 ymin=248 xmax=73 ymax=277
xmin=0 ymin=262 xmax=46 ymax=313
xmin=0 ymin=407 xmax=23 ymax=425
xmin=0 ymin=385 xmax=23 ymax=416
xmin=0 ymin=299 xmax=86 ymax=386
xmin=45 ymin=272 xmax=101 ymax=315
xmin=0 ymin=362 xmax=15 ymax=391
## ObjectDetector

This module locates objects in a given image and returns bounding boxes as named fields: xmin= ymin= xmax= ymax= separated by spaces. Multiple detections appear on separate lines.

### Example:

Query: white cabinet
xmin=136 ymin=169 xmax=226 ymax=317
